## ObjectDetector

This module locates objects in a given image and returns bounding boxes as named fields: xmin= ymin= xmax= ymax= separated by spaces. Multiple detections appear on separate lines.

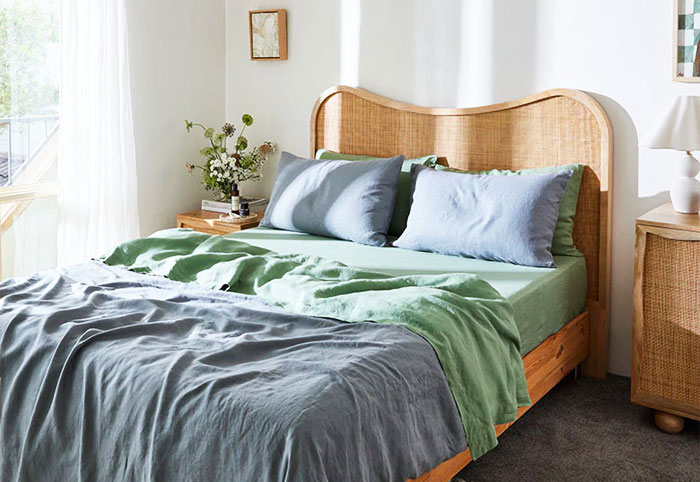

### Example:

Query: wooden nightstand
xmin=177 ymin=210 xmax=262 ymax=235
xmin=632 ymin=202 xmax=700 ymax=433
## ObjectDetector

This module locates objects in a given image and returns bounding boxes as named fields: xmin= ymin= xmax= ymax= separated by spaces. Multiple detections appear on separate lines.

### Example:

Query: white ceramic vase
xmin=670 ymin=152 xmax=700 ymax=214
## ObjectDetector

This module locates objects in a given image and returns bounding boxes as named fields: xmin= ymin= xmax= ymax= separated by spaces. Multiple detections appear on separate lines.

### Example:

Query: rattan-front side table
xmin=632 ymin=202 xmax=700 ymax=433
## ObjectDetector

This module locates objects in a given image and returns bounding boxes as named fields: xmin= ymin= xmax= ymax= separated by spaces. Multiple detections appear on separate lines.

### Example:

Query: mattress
xmin=230 ymin=227 xmax=588 ymax=355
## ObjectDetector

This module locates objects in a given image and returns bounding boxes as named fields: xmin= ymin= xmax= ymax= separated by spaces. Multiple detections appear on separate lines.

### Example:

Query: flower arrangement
xmin=184 ymin=114 xmax=275 ymax=200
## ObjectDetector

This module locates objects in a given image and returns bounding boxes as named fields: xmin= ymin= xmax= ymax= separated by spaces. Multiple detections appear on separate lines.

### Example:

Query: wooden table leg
xmin=654 ymin=411 xmax=685 ymax=434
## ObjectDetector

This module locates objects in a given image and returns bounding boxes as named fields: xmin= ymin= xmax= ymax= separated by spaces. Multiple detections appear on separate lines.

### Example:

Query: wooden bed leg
xmin=581 ymin=303 xmax=609 ymax=379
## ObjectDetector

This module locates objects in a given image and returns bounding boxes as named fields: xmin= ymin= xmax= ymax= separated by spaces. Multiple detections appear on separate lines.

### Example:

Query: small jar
xmin=231 ymin=183 xmax=240 ymax=214
xmin=239 ymin=202 xmax=250 ymax=217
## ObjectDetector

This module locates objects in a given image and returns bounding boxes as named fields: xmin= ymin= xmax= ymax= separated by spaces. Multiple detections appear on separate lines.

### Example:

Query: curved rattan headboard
xmin=310 ymin=86 xmax=613 ymax=377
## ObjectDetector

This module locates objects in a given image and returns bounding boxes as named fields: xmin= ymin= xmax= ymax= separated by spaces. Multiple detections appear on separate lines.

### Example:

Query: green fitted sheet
xmin=229 ymin=227 xmax=587 ymax=355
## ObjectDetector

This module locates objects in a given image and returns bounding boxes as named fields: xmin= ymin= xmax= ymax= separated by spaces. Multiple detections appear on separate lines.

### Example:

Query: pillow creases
xmin=316 ymin=149 xmax=438 ymax=237
xmin=436 ymin=163 xmax=585 ymax=257
xmin=261 ymin=151 xmax=404 ymax=246
xmin=394 ymin=164 xmax=573 ymax=267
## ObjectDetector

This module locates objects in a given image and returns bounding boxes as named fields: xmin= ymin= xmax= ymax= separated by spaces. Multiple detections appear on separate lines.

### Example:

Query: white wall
xmin=225 ymin=0 xmax=697 ymax=376
xmin=225 ymin=0 xmax=341 ymax=197
xmin=127 ymin=0 xmax=225 ymax=236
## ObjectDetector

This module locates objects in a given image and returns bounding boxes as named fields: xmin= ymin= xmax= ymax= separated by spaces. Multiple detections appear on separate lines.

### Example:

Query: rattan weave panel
xmin=641 ymin=234 xmax=700 ymax=409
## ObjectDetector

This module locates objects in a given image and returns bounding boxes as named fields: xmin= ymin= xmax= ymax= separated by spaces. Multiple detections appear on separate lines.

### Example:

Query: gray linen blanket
xmin=0 ymin=262 xmax=466 ymax=481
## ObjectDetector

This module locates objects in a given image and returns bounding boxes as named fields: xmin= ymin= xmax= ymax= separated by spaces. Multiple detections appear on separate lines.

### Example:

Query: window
xmin=0 ymin=0 xmax=59 ymax=278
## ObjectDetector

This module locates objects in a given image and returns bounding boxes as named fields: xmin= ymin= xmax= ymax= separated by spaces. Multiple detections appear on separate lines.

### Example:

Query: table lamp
xmin=642 ymin=95 xmax=700 ymax=214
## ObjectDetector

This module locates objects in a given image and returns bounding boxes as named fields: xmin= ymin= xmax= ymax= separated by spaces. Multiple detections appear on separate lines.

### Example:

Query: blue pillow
xmin=261 ymin=151 xmax=404 ymax=246
xmin=394 ymin=165 xmax=572 ymax=267
xmin=316 ymin=149 xmax=439 ymax=237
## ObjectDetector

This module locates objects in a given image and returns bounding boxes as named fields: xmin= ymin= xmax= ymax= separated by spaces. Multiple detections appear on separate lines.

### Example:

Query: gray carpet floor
xmin=455 ymin=374 xmax=699 ymax=482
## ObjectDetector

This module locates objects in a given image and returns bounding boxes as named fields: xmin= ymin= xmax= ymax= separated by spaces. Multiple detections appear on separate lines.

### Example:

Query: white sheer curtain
xmin=58 ymin=0 xmax=140 ymax=265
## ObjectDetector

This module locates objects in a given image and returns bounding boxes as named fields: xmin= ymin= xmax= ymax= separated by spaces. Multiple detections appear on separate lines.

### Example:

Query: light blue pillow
xmin=436 ymin=163 xmax=585 ymax=257
xmin=261 ymin=151 xmax=404 ymax=246
xmin=394 ymin=165 xmax=572 ymax=267
xmin=315 ymin=149 xmax=439 ymax=237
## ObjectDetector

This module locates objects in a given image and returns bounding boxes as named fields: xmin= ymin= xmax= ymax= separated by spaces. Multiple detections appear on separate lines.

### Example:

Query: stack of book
xmin=201 ymin=197 xmax=268 ymax=214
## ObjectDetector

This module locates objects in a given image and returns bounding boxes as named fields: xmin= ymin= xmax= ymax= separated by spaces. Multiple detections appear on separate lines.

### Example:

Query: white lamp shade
xmin=642 ymin=96 xmax=700 ymax=151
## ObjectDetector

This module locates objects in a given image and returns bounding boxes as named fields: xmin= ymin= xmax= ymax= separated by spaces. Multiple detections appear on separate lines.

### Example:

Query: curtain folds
xmin=58 ymin=0 xmax=139 ymax=265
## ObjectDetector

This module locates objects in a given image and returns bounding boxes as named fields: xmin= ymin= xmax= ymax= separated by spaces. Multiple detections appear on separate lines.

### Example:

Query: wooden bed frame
xmin=310 ymin=86 xmax=613 ymax=481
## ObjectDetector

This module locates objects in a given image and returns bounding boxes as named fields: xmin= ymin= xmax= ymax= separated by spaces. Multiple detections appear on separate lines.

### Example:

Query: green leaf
xmin=241 ymin=114 xmax=253 ymax=126
xmin=236 ymin=136 xmax=248 ymax=150
xmin=204 ymin=127 xmax=215 ymax=139
xmin=0 ymin=4 xmax=58 ymax=118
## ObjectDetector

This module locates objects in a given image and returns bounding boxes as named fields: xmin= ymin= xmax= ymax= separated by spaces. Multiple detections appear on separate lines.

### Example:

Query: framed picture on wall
xmin=249 ymin=9 xmax=287 ymax=61
xmin=674 ymin=0 xmax=700 ymax=81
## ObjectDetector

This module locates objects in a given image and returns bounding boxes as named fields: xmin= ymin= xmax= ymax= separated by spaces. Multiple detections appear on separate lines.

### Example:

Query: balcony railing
xmin=0 ymin=115 xmax=59 ymax=187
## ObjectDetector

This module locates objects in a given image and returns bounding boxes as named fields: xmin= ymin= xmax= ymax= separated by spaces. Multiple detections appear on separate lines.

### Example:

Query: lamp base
xmin=670 ymin=153 xmax=700 ymax=214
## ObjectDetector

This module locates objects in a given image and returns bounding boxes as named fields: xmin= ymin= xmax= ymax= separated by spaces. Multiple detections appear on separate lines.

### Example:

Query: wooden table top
xmin=637 ymin=203 xmax=700 ymax=233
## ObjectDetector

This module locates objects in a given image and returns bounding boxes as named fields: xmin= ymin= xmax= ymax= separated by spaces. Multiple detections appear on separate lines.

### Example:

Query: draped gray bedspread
xmin=0 ymin=262 xmax=466 ymax=482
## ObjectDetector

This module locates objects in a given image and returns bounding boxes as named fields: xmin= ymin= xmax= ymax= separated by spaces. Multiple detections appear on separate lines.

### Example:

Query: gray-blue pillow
xmin=394 ymin=164 xmax=573 ymax=267
xmin=261 ymin=151 xmax=404 ymax=246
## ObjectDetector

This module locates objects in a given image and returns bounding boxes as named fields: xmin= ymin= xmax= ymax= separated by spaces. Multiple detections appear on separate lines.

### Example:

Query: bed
xmin=0 ymin=87 xmax=612 ymax=482
xmin=306 ymin=85 xmax=613 ymax=481
xmin=231 ymin=227 xmax=588 ymax=358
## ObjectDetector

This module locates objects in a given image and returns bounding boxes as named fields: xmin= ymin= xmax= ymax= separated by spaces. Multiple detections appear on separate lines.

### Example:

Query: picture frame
xmin=248 ymin=9 xmax=287 ymax=61
xmin=674 ymin=0 xmax=700 ymax=82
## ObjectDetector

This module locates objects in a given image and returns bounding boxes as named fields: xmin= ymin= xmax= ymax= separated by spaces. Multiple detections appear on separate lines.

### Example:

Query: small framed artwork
xmin=674 ymin=0 xmax=700 ymax=81
xmin=249 ymin=9 xmax=287 ymax=61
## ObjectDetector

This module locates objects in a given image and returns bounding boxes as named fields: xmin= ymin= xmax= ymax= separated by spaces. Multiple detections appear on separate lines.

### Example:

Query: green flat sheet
xmin=230 ymin=227 xmax=587 ymax=355
xmin=102 ymin=228 xmax=530 ymax=459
